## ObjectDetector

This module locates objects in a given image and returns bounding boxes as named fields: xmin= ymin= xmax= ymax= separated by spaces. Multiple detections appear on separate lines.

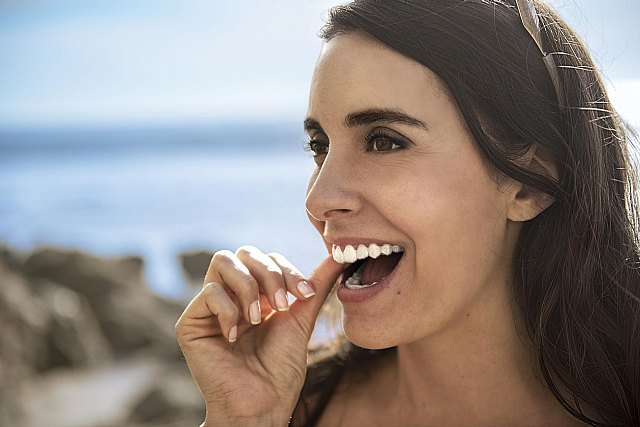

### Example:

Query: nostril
xmin=323 ymin=208 xmax=352 ymax=219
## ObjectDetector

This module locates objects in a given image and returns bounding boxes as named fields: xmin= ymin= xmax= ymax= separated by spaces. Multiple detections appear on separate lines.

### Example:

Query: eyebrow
xmin=303 ymin=108 xmax=430 ymax=133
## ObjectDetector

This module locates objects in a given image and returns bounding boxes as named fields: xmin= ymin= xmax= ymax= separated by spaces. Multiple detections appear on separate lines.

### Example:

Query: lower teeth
xmin=344 ymin=262 xmax=377 ymax=289
xmin=346 ymin=281 xmax=377 ymax=289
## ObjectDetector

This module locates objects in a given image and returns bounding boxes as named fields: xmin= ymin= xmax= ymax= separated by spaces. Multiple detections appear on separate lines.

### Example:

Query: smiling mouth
xmin=342 ymin=251 xmax=404 ymax=289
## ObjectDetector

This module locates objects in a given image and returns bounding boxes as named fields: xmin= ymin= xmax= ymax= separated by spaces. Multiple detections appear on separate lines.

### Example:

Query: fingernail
xmin=297 ymin=280 xmax=315 ymax=298
xmin=228 ymin=325 xmax=237 ymax=343
xmin=249 ymin=300 xmax=261 ymax=325
xmin=275 ymin=289 xmax=289 ymax=311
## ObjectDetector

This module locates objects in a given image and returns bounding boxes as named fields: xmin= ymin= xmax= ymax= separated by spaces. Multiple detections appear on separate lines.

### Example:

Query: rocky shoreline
xmin=0 ymin=244 xmax=215 ymax=427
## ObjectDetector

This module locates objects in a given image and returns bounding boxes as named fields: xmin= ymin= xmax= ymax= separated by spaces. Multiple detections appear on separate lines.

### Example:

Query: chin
xmin=342 ymin=316 xmax=398 ymax=350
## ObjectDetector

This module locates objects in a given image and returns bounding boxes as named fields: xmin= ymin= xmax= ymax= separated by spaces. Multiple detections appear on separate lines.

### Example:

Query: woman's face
xmin=304 ymin=32 xmax=522 ymax=349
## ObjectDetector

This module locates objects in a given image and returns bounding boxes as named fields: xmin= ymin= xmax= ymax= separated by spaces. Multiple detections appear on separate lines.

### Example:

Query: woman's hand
xmin=175 ymin=246 xmax=343 ymax=427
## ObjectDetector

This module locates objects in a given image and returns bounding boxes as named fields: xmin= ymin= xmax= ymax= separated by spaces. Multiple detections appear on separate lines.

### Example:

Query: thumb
xmin=289 ymin=255 xmax=343 ymax=338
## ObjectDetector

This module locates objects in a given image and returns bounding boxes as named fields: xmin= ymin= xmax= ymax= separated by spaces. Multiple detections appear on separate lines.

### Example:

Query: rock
xmin=178 ymin=249 xmax=213 ymax=288
xmin=0 ymin=244 xmax=204 ymax=427
xmin=18 ymin=352 xmax=166 ymax=427
xmin=127 ymin=362 xmax=204 ymax=425
xmin=23 ymin=247 xmax=146 ymax=296
xmin=0 ymin=242 xmax=27 ymax=272
xmin=35 ymin=279 xmax=112 ymax=370
xmin=0 ymin=261 xmax=46 ymax=426
xmin=0 ymin=264 xmax=50 ymax=370
xmin=0 ymin=259 xmax=108 ymax=426
xmin=22 ymin=246 xmax=183 ymax=358
xmin=97 ymin=288 xmax=183 ymax=358
xmin=0 ymin=259 xmax=111 ymax=374
xmin=128 ymin=387 xmax=172 ymax=423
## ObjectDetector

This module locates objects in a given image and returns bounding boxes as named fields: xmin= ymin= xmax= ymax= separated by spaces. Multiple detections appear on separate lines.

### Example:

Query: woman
xmin=175 ymin=0 xmax=640 ymax=425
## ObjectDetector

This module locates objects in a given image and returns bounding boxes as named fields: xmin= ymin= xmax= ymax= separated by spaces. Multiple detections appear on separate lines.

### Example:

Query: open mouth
xmin=341 ymin=250 xmax=404 ymax=289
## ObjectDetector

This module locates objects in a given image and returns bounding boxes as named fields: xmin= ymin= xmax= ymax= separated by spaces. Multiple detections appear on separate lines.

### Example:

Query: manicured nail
xmin=228 ymin=325 xmax=237 ymax=343
xmin=275 ymin=288 xmax=289 ymax=311
xmin=249 ymin=300 xmax=261 ymax=325
xmin=297 ymin=280 xmax=315 ymax=298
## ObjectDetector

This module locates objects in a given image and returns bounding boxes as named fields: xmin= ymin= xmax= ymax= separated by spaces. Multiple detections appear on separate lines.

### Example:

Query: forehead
xmin=308 ymin=31 xmax=451 ymax=120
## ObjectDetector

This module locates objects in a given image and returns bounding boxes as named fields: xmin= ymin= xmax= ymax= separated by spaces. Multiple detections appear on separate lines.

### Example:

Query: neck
xmin=385 ymin=280 xmax=571 ymax=425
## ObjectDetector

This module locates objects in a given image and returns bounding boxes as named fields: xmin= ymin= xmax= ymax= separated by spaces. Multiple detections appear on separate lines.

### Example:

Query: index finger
xmin=267 ymin=252 xmax=316 ymax=300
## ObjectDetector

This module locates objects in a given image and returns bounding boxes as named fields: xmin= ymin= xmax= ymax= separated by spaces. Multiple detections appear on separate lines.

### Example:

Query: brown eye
xmin=371 ymin=138 xmax=398 ymax=152
xmin=303 ymin=133 xmax=329 ymax=157
xmin=365 ymin=128 xmax=407 ymax=153
xmin=303 ymin=133 xmax=330 ymax=165
xmin=311 ymin=140 xmax=329 ymax=155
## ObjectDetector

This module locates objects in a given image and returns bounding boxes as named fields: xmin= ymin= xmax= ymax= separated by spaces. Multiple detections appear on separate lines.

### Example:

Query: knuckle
xmin=243 ymin=276 xmax=259 ymax=293
xmin=265 ymin=268 xmax=284 ymax=284
xmin=222 ymin=303 xmax=239 ymax=322
xmin=268 ymin=253 xmax=297 ymax=272
xmin=211 ymin=249 xmax=234 ymax=266
xmin=235 ymin=245 xmax=259 ymax=257
xmin=202 ymin=282 xmax=217 ymax=296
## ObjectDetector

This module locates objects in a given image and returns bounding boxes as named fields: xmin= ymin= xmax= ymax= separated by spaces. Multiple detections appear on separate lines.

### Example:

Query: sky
xmin=0 ymin=0 xmax=638 ymax=128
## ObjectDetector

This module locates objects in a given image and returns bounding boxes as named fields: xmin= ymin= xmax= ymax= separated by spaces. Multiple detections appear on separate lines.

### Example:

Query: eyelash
xmin=302 ymin=129 xmax=407 ymax=159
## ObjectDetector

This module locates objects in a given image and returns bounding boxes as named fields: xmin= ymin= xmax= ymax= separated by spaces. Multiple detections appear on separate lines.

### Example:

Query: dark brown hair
xmin=292 ymin=1 xmax=640 ymax=425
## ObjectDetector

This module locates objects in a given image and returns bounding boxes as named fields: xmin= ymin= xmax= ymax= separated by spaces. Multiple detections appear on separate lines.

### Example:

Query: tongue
xmin=361 ymin=252 xmax=403 ymax=285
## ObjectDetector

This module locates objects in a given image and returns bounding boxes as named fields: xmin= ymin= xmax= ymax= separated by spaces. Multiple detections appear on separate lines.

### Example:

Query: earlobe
xmin=506 ymin=146 xmax=558 ymax=222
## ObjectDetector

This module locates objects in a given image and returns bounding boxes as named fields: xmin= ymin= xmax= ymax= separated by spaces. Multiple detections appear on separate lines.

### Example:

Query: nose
xmin=305 ymin=151 xmax=363 ymax=223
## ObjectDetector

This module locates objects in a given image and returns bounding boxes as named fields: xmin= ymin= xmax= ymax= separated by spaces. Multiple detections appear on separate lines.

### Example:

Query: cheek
xmin=381 ymin=154 xmax=503 ymax=237
xmin=381 ymin=151 xmax=507 ymax=282
xmin=366 ymin=159 xmax=508 ymax=339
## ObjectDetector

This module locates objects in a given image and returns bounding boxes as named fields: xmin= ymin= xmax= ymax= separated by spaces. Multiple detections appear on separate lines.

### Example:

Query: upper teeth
xmin=332 ymin=243 xmax=404 ymax=264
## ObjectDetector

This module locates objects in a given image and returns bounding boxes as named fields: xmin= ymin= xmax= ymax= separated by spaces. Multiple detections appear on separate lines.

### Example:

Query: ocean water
xmin=0 ymin=123 xmax=329 ymax=297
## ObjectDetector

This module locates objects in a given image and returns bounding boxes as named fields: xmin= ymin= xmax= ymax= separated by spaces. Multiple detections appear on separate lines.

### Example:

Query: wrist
xmin=202 ymin=409 xmax=291 ymax=427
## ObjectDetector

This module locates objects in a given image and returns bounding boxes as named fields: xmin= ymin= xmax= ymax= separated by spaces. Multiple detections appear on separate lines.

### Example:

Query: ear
xmin=505 ymin=145 xmax=559 ymax=222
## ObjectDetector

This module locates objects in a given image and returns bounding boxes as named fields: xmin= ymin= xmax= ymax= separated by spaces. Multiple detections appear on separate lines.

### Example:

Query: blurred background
xmin=0 ymin=1 xmax=638 ymax=426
